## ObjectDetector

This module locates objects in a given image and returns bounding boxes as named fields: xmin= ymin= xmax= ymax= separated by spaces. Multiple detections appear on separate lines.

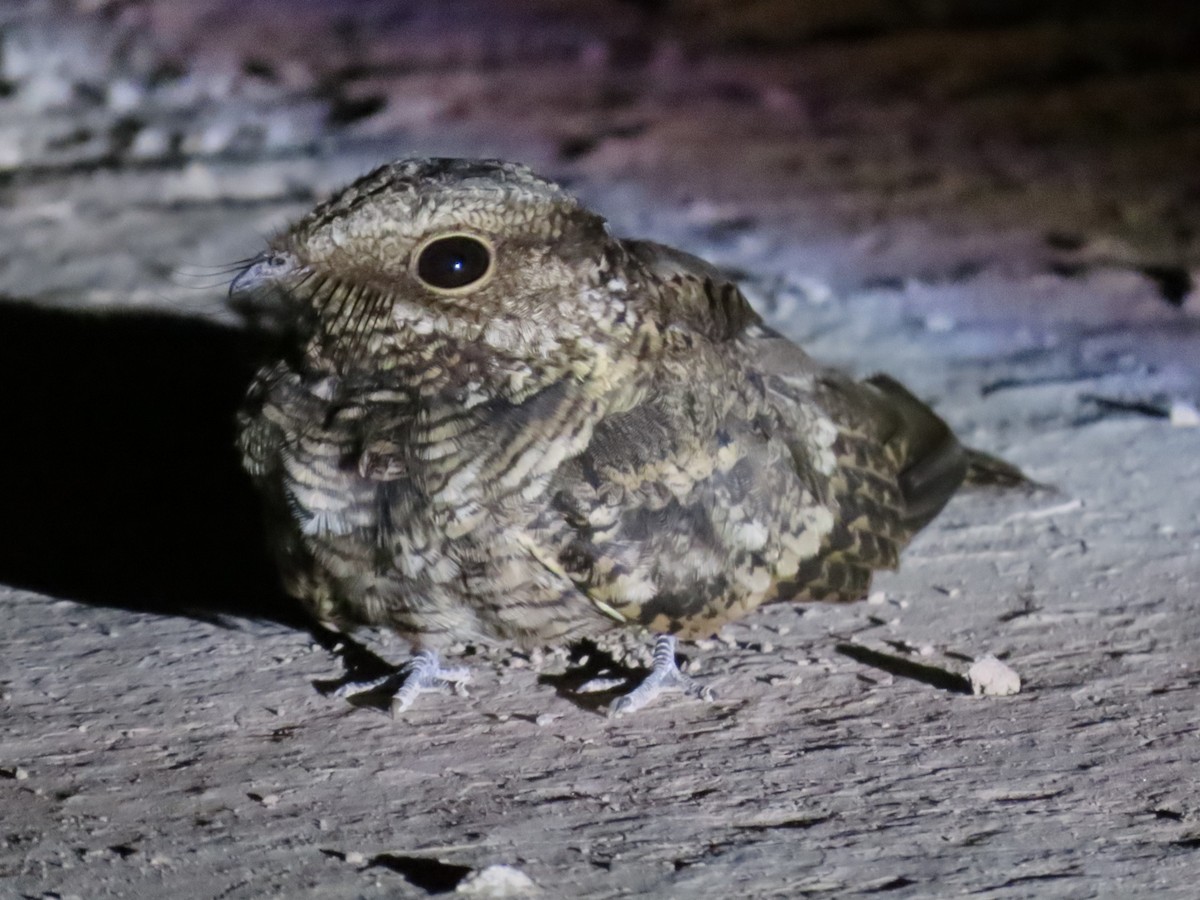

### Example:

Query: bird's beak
xmin=228 ymin=251 xmax=300 ymax=300
xmin=228 ymin=251 xmax=308 ymax=333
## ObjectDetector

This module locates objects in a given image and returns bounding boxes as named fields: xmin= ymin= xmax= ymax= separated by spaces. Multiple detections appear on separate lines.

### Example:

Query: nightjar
xmin=231 ymin=158 xmax=1025 ymax=715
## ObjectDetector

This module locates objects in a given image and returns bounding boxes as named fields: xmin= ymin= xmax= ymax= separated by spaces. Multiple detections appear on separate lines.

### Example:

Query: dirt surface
xmin=2 ymin=2 xmax=1199 ymax=897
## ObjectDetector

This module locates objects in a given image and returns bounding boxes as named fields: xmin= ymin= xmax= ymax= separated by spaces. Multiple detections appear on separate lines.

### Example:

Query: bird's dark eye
xmin=414 ymin=234 xmax=493 ymax=292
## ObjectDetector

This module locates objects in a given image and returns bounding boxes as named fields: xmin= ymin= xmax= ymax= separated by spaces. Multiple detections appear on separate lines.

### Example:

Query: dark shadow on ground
xmin=537 ymin=639 xmax=648 ymax=714
xmin=835 ymin=642 xmax=973 ymax=694
xmin=0 ymin=298 xmax=306 ymax=626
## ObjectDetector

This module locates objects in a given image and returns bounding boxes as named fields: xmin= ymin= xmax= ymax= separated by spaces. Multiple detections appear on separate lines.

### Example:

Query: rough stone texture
xmin=2 ymin=2 xmax=1198 ymax=897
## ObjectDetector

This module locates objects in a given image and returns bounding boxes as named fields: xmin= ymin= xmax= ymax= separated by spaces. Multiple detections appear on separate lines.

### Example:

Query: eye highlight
xmin=413 ymin=233 xmax=494 ymax=293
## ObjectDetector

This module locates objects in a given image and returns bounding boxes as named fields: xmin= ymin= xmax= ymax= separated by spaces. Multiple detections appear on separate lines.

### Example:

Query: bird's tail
xmin=864 ymin=374 xmax=969 ymax=531
xmin=963 ymin=447 xmax=1028 ymax=487
xmin=864 ymin=374 xmax=1049 ymax=530
xmin=962 ymin=446 xmax=1053 ymax=493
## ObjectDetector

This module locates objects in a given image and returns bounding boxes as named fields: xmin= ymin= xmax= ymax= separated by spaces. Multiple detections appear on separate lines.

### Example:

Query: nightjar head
xmin=230 ymin=158 xmax=629 ymax=363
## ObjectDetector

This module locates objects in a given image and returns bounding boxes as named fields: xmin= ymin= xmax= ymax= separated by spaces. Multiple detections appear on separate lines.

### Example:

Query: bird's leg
xmin=609 ymin=635 xmax=716 ymax=716
xmin=334 ymin=650 xmax=471 ymax=716
xmin=389 ymin=650 xmax=472 ymax=716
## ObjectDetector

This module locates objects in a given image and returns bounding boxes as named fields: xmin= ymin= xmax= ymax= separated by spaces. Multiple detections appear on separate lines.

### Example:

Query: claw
xmin=391 ymin=650 xmax=471 ymax=716
xmin=333 ymin=650 xmax=472 ymax=715
xmin=609 ymin=635 xmax=716 ymax=716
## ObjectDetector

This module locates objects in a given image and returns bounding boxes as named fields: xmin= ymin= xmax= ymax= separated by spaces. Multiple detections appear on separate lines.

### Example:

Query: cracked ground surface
xmin=2 ymin=2 xmax=1198 ymax=897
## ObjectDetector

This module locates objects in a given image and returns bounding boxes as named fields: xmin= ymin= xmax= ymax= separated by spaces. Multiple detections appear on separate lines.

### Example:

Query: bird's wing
xmin=541 ymin=244 xmax=971 ymax=621
xmin=746 ymin=332 xmax=970 ymax=601
xmin=537 ymin=250 xmax=844 ymax=635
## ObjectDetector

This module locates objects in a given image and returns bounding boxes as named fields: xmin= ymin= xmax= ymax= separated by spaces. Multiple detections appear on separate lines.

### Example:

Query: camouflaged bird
xmin=232 ymin=158 xmax=1025 ymax=715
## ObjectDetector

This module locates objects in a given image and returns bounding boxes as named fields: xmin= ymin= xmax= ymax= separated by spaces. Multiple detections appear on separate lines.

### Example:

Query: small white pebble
xmin=131 ymin=127 xmax=171 ymax=158
xmin=918 ymin=645 xmax=935 ymax=658
xmin=14 ymin=767 xmax=30 ymax=781
xmin=1169 ymin=401 xmax=1200 ymax=427
xmin=794 ymin=275 xmax=834 ymax=306
xmin=534 ymin=713 xmax=560 ymax=727
xmin=577 ymin=677 xmax=625 ymax=694
xmin=867 ymin=591 xmax=887 ymax=606
xmin=926 ymin=313 xmax=956 ymax=333
xmin=344 ymin=851 xmax=366 ymax=866
xmin=968 ymin=655 xmax=1022 ymax=696
xmin=107 ymin=78 xmax=145 ymax=112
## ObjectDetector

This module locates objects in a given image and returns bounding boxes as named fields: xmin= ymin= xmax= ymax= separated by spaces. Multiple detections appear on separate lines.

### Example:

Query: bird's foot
xmin=334 ymin=650 xmax=471 ymax=716
xmin=609 ymin=635 xmax=715 ymax=716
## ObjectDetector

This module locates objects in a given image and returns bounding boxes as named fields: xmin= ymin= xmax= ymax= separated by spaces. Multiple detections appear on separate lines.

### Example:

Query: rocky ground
xmin=2 ymin=2 xmax=1198 ymax=897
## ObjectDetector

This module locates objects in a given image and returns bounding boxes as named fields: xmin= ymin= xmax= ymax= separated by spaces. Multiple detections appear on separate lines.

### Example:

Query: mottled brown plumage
xmin=231 ymin=158 xmax=1018 ymax=714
